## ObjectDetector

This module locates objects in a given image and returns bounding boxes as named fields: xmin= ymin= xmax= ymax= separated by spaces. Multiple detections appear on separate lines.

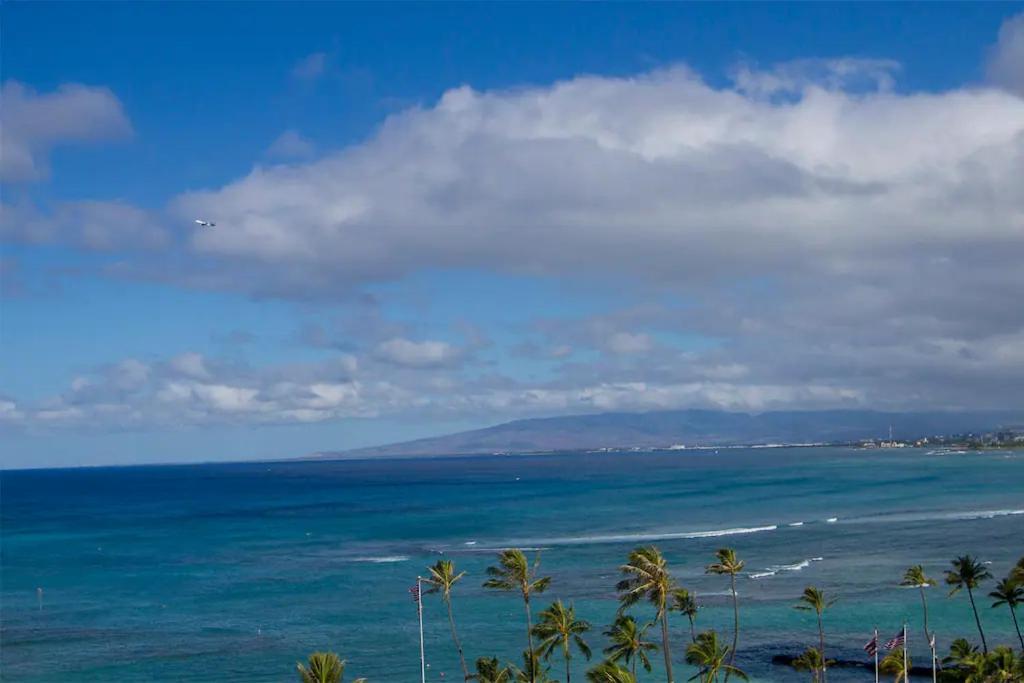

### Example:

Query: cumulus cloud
xmin=1 ymin=200 xmax=168 ymax=251
xmin=173 ymin=63 xmax=1023 ymax=303
xmin=7 ymin=40 xmax=1024 ymax=433
xmin=373 ymin=338 xmax=463 ymax=368
xmin=988 ymin=12 xmax=1024 ymax=94
xmin=0 ymin=80 xmax=132 ymax=182
xmin=0 ymin=348 xmax=870 ymax=432
xmin=266 ymin=129 xmax=315 ymax=160
xmin=606 ymin=332 xmax=653 ymax=355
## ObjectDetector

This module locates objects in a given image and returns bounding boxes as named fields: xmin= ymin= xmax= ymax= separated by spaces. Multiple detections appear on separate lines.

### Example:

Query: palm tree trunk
xmin=660 ymin=610 xmax=674 ymax=683
xmin=817 ymin=612 xmax=827 ymax=683
xmin=918 ymin=588 xmax=931 ymax=644
xmin=723 ymin=574 xmax=739 ymax=683
xmin=966 ymin=587 xmax=988 ymax=653
xmin=1010 ymin=605 xmax=1024 ymax=651
xmin=524 ymin=594 xmax=535 ymax=683
xmin=688 ymin=616 xmax=696 ymax=643
xmin=445 ymin=596 xmax=470 ymax=681
xmin=919 ymin=588 xmax=936 ymax=677
xmin=565 ymin=645 xmax=571 ymax=683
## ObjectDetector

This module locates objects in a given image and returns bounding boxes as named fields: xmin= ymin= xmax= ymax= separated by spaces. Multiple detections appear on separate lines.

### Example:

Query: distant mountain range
xmin=319 ymin=409 xmax=1024 ymax=459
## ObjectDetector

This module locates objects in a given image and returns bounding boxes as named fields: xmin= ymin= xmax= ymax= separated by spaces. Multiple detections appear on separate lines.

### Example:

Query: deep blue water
xmin=2 ymin=447 xmax=1022 ymax=682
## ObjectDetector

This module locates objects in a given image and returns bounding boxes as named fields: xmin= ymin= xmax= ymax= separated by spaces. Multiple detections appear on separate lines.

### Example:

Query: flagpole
xmin=931 ymin=632 xmax=937 ymax=683
xmin=874 ymin=628 xmax=879 ymax=683
xmin=903 ymin=624 xmax=908 ymax=683
xmin=417 ymin=576 xmax=426 ymax=683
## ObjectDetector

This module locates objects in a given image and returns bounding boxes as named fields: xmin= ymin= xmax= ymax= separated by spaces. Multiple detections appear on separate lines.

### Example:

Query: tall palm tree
xmin=989 ymin=577 xmax=1024 ymax=650
xmin=617 ymin=546 xmax=677 ymax=683
xmin=297 ymin=652 xmax=358 ymax=683
xmin=470 ymin=657 xmax=514 ymax=683
xmin=945 ymin=555 xmax=992 ymax=653
xmin=424 ymin=559 xmax=471 ymax=681
xmin=794 ymin=587 xmax=836 ymax=682
xmin=533 ymin=600 xmax=592 ymax=683
xmin=603 ymin=615 xmax=658 ymax=677
xmin=670 ymin=588 xmax=699 ymax=643
xmin=685 ymin=631 xmax=748 ymax=683
xmin=586 ymin=661 xmax=637 ymax=683
xmin=706 ymin=548 xmax=744 ymax=682
xmin=900 ymin=565 xmax=937 ymax=671
xmin=484 ymin=549 xmax=552 ymax=683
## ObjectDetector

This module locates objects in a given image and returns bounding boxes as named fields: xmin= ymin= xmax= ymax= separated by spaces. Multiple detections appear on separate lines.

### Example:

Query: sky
xmin=2 ymin=3 xmax=1024 ymax=468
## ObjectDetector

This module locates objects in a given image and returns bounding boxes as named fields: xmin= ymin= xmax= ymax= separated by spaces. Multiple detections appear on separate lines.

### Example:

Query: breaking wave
xmin=749 ymin=556 xmax=824 ymax=580
xmin=503 ymin=525 xmax=778 ymax=548
xmin=350 ymin=555 xmax=410 ymax=563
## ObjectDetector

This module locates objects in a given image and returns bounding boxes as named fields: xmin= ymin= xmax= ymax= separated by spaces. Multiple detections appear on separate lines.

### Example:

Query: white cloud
xmin=606 ymin=332 xmax=653 ymax=354
xmin=290 ymin=52 xmax=327 ymax=82
xmin=732 ymin=57 xmax=900 ymax=97
xmin=0 ymin=200 xmax=168 ymax=251
xmin=987 ymin=12 xmax=1024 ymax=94
xmin=374 ymin=338 xmax=462 ymax=368
xmin=0 ymin=81 xmax=132 ymax=182
xmin=173 ymin=64 xmax=1023 ymax=301
xmin=266 ymin=129 xmax=315 ymax=160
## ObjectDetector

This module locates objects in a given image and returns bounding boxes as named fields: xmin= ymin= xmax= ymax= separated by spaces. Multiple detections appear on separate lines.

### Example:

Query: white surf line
xmin=499 ymin=525 xmax=779 ymax=548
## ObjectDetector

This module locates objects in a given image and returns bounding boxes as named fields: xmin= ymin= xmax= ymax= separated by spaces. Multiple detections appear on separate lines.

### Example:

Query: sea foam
xmin=504 ymin=525 xmax=778 ymax=548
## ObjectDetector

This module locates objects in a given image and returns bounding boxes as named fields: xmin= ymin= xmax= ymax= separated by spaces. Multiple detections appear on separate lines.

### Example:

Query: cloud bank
xmin=1 ymin=81 xmax=132 ymax=182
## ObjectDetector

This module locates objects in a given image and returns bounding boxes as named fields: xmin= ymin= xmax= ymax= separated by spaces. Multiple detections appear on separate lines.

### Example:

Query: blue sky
xmin=3 ymin=3 xmax=1024 ymax=468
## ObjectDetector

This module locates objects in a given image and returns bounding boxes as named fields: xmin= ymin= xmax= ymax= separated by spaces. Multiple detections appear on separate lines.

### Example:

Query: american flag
xmin=409 ymin=582 xmax=421 ymax=608
xmin=864 ymin=633 xmax=878 ymax=657
xmin=885 ymin=627 xmax=906 ymax=650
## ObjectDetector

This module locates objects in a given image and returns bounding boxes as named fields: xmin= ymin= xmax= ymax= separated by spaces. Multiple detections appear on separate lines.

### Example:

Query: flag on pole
xmin=885 ymin=627 xmax=906 ymax=650
xmin=409 ymin=583 xmax=421 ymax=609
xmin=864 ymin=633 xmax=879 ymax=657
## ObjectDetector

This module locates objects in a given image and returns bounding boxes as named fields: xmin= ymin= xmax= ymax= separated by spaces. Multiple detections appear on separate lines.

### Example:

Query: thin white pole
xmin=418 ymin=576 xmax=426 ymax=683
xmin=874 ymin=628 xmax=879 ymax=683
xmin=903 ymin=625 xmax=908 ymax=683
xmin=931 ymin=633 xmax=937 ymax=683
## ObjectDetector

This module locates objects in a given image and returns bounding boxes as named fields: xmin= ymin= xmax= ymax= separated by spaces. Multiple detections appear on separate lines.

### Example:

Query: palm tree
xmin=989 ymin=577 xmax=1024 ymax=650
xmin=706 ymin=548 xmax=744 ymax=682
xmin=794 ymin=587 xmax=836 ymax=682
xmin=1011 ymin=557 xmax=1024 ymax=584
xmin=945 ymin=555 xmax=992 ymax=653
xmin=617 ymin=546 xmax=677 ymax=683
xmin=880 ymin=648 xmax=911 ymax=683
xmin=900 ymin=565 xmax=937 ymax=673
xmin=670 ymin=588 xmax=699 ymax=643
xmin=297 ymin=652 xmax=351 ymax=683
xmin=484 ymin=549 xmax=552 ymax=682
xmin=790 ymin=648 xmax=834 ymax=683
xmin=424 ymin=559 xmax=471 ymax=681
xmin=982 ymin=647 xmax=1021 ymax=683
xmin=533 ymin=600 xmax=592 ymax=683
xmin=603 ymin=615 xmax=658 ymax=677
xmin=941 ymin=638 xmax=979 ymax=669
xmin=471 ymin=657 xmax=514 ymax=683
xmin=586 ymin=661 xmax=637 ymax=683
xmin=685 ymin=631 xmax=748 ymax=683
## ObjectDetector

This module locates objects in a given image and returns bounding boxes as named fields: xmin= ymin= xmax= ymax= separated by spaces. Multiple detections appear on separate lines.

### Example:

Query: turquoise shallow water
xmin=2 ymin=447 xmax=1022 ymax=682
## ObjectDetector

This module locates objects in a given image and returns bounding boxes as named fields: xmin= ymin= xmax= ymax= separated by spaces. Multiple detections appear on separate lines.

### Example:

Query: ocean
xmin=2 ymin=447 xmax=1022 ymax=682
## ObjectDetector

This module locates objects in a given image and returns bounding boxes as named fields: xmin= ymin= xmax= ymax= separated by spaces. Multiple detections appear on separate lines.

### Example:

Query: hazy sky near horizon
xmin=3 ymin=3 xmax=1024 ymax=468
